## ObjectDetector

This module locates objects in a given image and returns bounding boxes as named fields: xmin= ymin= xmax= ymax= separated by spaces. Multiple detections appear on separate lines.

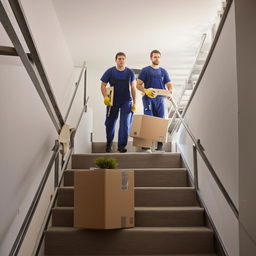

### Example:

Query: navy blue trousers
xmin=142 ymin=96 xmax=165 ymax=118
xmin=105 ymin=101 xmax=132 ymax=149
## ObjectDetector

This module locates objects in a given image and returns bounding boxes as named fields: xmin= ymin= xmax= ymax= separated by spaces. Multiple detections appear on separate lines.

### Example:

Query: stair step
xmin=45 ymin=255 xmax=217 ymax=256
xmin=56 ymin=187 xmax=198 ymax=207
xmin=71 ymin=153 xmax=181 ymax=169
xmin=52 ymin=206 xmax=204 ymax=227
xmin=135 ymin=206 xmax=204 ymax=227
xmin=46 ymin=254 xmax=217 ymax=256
xmin=92 ymin=141 xmax=172 ymax=153
xmin=63 ymin=168 xmax=188 ymax=187
xmin=135 ymin=187 xmax=197 ymax=207
xmin=45 ymin=227 xmax=214 ymax=255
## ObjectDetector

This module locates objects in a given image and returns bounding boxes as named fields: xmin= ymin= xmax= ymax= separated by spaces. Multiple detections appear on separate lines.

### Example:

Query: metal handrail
xmin=32 ymin=147 xmax=73 ymax=256
xmin=8 ymin=0 xmax=65 ymax=130
xmin=8 ymin=141 xmax=60 ymax=256
xmin=171 ymin=0 xmax=233 ymax=136
xmin=8 ymin=73 xmax=88 ymax=256
xmin=31 ymin=90 xmax=89 ymax=256
xmin=64 ymin=62 xmax=87 ymax=122
xmin=169 ymin=97 xmax=238 ymax=218
xmin=2 ymin=1 xmax=89 ymax=255
xmin=75 ymin=97 xmax=90 ymax=131
xmin=0 ymin=45 xmax=18 ymax=56
xmin=8 ymin=65 xmax=88 ymax=255
xmin=167 ymin=33 xmax=207 ymax=132
xmin=187 ymin=33 xmax=207 ymax=86
xmin=0 ymin=1 xmax=61 ymax=131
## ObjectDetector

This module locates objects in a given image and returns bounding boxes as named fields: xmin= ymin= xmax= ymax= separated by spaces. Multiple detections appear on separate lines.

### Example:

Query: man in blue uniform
xmin=101 ymin=52 xmax=136 ymax=153
xmin=136 ymin=50 xmax=173 ymax=151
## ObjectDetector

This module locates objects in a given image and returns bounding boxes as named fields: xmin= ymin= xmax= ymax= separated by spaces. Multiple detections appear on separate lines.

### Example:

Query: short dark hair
xmin=115 ymin=52 xmax=126 ymax=60
xmin=150 ymin=50 xmax=161 ymax=58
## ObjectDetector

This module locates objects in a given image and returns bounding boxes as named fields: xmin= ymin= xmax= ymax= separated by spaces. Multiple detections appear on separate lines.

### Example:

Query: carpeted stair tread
xmin=63 ymin=168 xmax=188 ymax=187
xmin=45 ymin=226 xmax=214 ymax=255
xmin=52 ymin=206 xmax=205 ymax=227
xmin=71 ymin=153 xmax=181 ymax=169
xmin=45 ymin=254 xmax=218 ymax=256
xmin=56 ymin=187 xmax=198 ymax=207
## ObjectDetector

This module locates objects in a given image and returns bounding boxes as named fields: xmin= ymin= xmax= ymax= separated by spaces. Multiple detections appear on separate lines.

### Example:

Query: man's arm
xmin=166 ymin=81 xmax=173 ymax=94
xmin=131 ymin=80 xmax=136 ymax=104
xmin=137 ymin=79 xmax=155 ymax=98
xmin=136 ymin=79 xmax=145 ymax=92
xmin=101 ymin=81 xmax=108 ymax=97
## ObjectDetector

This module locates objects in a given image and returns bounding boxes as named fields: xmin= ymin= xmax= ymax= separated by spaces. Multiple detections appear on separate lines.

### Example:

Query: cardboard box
xmin=130 ymin=115 xmax=169 ymax=142
xmin=151 ymin=88 xmax=172 ymax=97
xmin=74 ymin=169 xmax=134 ymax=229
xmin=133 ymin=137 xmax=152 ymax=147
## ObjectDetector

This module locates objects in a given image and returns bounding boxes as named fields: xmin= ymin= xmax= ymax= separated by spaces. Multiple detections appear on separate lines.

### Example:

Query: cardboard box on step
xmin=133 ymin=137 xmax=152 ymax=148
xmin=74 ymin=169 xmax=134 ymax=229
xmin=130 ymin=115 xmax=169 ymax=142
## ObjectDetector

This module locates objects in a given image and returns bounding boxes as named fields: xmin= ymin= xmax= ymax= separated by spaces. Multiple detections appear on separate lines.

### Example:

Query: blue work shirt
xmin=101 ymin=67 xmax=135 ymax=104
xmin=138 ymin=66 xmax=171 ymax=90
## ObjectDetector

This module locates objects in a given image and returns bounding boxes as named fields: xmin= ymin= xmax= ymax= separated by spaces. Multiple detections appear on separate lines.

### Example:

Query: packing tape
xmin=120 ymin=216 xmax=126 ymax=228
xmin=121 ymin=170 xmax=129 ymax=190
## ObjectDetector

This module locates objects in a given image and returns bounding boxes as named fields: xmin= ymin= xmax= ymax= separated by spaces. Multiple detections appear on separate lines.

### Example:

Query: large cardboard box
xmin=74 ymin=169 xmax=134 ymax=229
xmin=132 ymin=137 xmax=152 ymax=147
xmin=130 ymin=115 xmax=169 ymax=142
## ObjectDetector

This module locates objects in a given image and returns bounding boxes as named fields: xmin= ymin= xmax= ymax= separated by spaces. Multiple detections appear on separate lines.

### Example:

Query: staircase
xmin=44 ymin=153 xmax=217 ymax=255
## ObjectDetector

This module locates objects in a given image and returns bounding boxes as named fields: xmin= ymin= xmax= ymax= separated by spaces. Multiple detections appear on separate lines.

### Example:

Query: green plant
xmin=95 ymin=157 xmax=119 ymax=169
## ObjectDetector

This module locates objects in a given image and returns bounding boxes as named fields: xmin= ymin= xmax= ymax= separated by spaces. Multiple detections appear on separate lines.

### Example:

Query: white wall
xmin=74 ymin=107 xmax=93 ymax=154
xmin=173 ymin=3 xmax=239 ymax=255
xmin=177 ymin=126 xmax=239 ymax=256
xmin=19 ymin=0 xmax=75 ymax=115
xmin=234 ymin=0 xmax=256 ymax=255
xmin=184 ymin=2 xmax=238 ymax=207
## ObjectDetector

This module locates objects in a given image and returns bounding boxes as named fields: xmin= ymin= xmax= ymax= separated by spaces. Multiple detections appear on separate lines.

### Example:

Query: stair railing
xmin=168 ymin=0 xmax=237 ymax=218
xmin=1 ymin=0 xmax=65 ymax=132
xmin=167 ymin=33 xmax=207 ymax=134
xmin=186 ymin=33 xmax=207 ymax=87
xmin=169 ymin=98 xmax=238 ymax=219
xmin=7 ymin=61 xmax=88 ymax=256
xmin=1 ymin=1 xmax=89 ymax=255
xmin=64 ymin=61 xmax=87 ymax=122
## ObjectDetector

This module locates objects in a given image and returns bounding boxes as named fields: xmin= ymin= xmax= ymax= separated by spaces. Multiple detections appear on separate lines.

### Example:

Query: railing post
xmin=193 ymin=143 xmax=199 ymax=190
xmin=84 ymin=66 xmax=87 ymax=110
xmin=54 ymin=140 xmax=60 ymax=189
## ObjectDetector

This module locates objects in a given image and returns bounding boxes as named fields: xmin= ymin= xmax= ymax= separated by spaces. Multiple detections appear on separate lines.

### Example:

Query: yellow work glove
xmin=104 ymin=96 xmax=112 ymax=106
xmin=143 ymin=88 xmax=155 ymax=98
xmin=131 ymin=103 xmax=136 ymax=113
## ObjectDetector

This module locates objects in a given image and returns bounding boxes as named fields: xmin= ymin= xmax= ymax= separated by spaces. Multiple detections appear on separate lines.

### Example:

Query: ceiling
xmin=52 ymin=0 xmax=222 ymax=71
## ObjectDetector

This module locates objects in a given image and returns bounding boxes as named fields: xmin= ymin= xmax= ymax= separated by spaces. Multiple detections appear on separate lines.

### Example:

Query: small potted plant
xmin=95 ymin=157 xmax=119 ymax=169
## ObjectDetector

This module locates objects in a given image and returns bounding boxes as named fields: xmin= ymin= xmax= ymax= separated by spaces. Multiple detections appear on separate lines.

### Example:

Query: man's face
xmin=151 ymin=53 xmax=161 ymax=65
xmin=115 ymin=55 xmax=126 ymax=68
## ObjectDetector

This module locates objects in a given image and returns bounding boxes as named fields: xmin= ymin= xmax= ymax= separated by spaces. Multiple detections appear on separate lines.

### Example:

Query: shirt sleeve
xmin=163 ymin=68 xmax=171 ymax=84
xmin=100 ymin=68 xmax=112 ymax=83
xmin=138 ymin=68 xmax=147 ymax=83
xmin=130 ymin=69 xmax=136 ymax=82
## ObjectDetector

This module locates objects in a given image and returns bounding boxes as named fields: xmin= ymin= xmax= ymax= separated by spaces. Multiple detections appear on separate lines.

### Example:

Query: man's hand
xmin=143 ymin=88 xmax=156 ymax=98
xmin=131 ymin=103 xmax=136 ymax=113
xmin=104 ymin=96 xmax=112 ymax=106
